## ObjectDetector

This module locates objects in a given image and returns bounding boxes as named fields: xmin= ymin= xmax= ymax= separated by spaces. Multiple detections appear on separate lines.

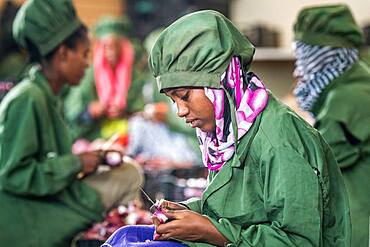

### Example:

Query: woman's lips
xmin=186 ymin=119 xmax=199 ymax=128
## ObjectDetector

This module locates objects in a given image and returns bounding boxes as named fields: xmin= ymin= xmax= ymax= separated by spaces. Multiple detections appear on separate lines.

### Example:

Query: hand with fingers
xmin=77 ymin=151 xmax=101 ymax=176
xmin=151 ymin=200 xmax=187 ymax=240
xmin=88 ymin=101 xmax=105 ymax=119
xmin=152 ymin=203 xmax=229 ymax=246
xmin=157 ymin=200 xmax=188 ymax=211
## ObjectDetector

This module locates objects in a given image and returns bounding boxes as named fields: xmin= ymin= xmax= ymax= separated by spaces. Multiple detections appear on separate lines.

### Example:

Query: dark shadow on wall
xmin=125 ymin=0 xmax=229 ymax=40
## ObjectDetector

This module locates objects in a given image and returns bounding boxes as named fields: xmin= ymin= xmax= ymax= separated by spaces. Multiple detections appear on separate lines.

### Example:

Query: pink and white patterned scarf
xmin=197 ymin=57 xmax=269 ymax=171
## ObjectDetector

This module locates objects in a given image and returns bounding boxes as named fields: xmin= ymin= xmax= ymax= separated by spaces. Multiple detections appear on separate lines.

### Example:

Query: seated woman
xmin=0 ymin=0 xmax=142 ymax=246
xmin=292 ymin=5 xmax=370 ymax=246
xmin=103 ymin=10 xmax=351 ymax=247
xmin=63 ymin=16 xmax=145 ymax=142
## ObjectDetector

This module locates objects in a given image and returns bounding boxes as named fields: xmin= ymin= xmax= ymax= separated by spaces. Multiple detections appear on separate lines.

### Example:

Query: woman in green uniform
xmin=292 ymin=5 xmax=370 ymax=246
xmin=0 ymin=0 xmax=142 ymax=246
xmin=103 ymin=10 xmax=351 ymax=247
xmin=64 ymin=16 xmax=145 ymax=141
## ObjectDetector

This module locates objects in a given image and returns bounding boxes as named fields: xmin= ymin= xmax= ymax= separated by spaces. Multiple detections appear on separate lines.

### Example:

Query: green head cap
xmin=93 ymin=16 xmax=132 ymax=39
xmin=294 ymin=4 xmax=364 ymax=48
xmin=13 ymin=0 xmax=82 ymax=57
xmin=149 ymin=10 xmax=255 ymax=92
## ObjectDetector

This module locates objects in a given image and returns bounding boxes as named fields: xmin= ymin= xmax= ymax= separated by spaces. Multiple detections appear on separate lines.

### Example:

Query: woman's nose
xmin=176 ymin=103 xmax=189 ymax=118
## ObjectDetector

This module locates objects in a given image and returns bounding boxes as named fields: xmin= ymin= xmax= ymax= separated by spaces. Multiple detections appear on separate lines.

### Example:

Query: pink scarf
xmin=93 ymin=38 xmax=134 ymax=112
xmin=197 ymin=57 xmax=269 ymax=171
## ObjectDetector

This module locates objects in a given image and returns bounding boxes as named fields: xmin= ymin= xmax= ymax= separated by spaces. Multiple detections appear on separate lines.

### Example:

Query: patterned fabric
xmin=94 ymin=38 xmax=134 ymax=113
xmin=197 ymin=57 xmax=269 ymax=171
xmin=293 ymin=41 xmax=358 ymax=112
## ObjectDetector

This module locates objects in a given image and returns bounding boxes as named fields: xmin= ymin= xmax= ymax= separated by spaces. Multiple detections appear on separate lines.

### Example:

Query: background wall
xmin=74 ymin=0 xmax=124 ymax=28
xmin=0 ymin=0 xmax=125 ymax=28
xmin=2 ymin=0 xmax=368 ymax=99
xmin=230 ymin=0 xmax=370 ymax=48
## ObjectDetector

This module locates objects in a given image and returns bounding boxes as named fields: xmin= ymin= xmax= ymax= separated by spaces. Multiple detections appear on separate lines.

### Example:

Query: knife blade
xmin=140 ymin=187 xmax=156 ymax=206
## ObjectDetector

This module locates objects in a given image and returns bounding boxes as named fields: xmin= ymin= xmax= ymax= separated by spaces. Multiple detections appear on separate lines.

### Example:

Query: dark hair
xmin=61 ymin=24 xmax=88 ymax=50
xmin=44 ymin=24 xmax=88 ymax=62
xmin=27 ymin=24 xmax=88 ymax=63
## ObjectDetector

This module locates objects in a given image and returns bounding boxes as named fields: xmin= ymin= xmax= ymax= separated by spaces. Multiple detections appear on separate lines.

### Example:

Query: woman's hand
xmin=88 ymin=101 xmax=104 ymax=119
xmin=106 ymin=105 xmax=126 ymax=119
xmin=154 ymin=209 xmax=229 ymax=246
xmin=77 ymin=151 xmax=101 ymax=175
xmin=151 ymin=200 xmax=187 ymax=226
xmin=159 ymin=200 xmax=188 ymax=211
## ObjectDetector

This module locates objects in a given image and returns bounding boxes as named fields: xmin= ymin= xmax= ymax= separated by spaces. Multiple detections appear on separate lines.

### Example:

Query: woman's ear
xmin=56 ymin=45 xmax=69 ymax=63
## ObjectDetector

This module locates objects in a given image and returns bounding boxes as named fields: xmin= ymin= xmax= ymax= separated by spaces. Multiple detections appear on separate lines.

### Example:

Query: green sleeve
xmin=181 ymin=197 xmax=202 ymax=213
xmin=0 ymin=95 xmax=82 ymax=196
xmin=316 ymin=119 xmax=361 ymax=169
xmin=206 ymin=148 xmax=321 ymax=246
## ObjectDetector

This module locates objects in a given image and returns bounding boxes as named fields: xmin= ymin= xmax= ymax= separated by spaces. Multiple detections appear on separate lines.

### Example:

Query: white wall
xmin=230 ymin=0 xmax=370 ymax=47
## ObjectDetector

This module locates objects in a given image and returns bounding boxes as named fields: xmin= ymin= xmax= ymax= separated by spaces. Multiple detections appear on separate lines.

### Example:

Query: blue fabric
xmin=102 ymin=225 xmax=188 ymax=247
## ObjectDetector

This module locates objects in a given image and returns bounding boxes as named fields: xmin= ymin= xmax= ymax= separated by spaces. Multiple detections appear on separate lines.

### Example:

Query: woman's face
xmin=165 ymin=88 xmax=216 ymax=133
xmin=101 ymin=35 xmax=122 ymax=68
xmin=62 ymin=37 xmax=90 ymax=85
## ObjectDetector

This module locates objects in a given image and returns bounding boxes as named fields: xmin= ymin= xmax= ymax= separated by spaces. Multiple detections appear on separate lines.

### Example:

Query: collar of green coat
xmin=28 ymin=65 xmax=59 ymax=106
xmin=201 ymin=110 xmax=263 ymax=207
xmin=311 ymin=61 xmax=370 ymax=116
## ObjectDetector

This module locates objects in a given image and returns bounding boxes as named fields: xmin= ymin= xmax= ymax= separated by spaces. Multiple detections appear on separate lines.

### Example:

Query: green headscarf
xmin=294 ymin=4 xmax=364 ymax=48
xmin=93 ymin=16 xmax=132 ymax=39
xmin=12 ymin=0 xmax=82 ymax=57
xmin=148 ymin=10 xmax=255 ymax=92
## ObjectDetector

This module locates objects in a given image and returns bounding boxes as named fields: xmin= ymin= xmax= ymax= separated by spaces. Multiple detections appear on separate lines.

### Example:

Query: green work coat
xmin=63 ymin=66 xmax=145 ymax=141
xmin=312 ymin=61 xmax=370 ymax=247
xmin=0 ymin=66 xmax=104 ymax=246
xmin=182 ymin=94 xmax=350 ymax=247
xmin=360 ymin=47 xmax=370 ymax=67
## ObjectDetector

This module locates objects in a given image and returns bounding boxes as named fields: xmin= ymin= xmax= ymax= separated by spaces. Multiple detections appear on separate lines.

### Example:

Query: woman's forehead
xmin=163 ymin=87 xmax=189 ymax=96
xmin=163 ymin=86 xmax=205 ymax=94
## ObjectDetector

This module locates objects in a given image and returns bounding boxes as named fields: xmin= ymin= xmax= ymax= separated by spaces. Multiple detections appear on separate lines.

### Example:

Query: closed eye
xmin=180 ymin=92 xmax=189 ymax=101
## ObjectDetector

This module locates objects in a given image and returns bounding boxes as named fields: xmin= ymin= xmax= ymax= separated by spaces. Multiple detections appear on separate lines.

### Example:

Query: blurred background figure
xmin=127 ymin=102 xmax=205 ymax=208
xmin=128 ymin=102 xmax=199 ymax=171
xmin=292 ymin=5 xmax=370 ymax=246
xmin=0 ymin=0 xmax=143 ymax=246
xmin=63 ymin=15 xmax=145 ymax=144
